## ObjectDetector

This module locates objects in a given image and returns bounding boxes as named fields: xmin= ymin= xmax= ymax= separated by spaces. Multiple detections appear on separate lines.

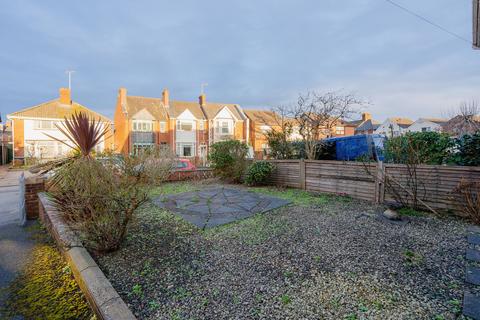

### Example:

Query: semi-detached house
xmin=7 ymin=88 xmax=113 ymax=165
xmin=113 ymin=88 xmax=248 ymax=165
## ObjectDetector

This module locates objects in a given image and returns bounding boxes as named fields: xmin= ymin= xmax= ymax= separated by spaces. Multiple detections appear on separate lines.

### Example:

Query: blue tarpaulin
xmin=322 ymin=134 xmax=385 ymax=161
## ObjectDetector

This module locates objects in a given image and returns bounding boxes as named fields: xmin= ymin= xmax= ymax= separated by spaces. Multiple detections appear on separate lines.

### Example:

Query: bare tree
xmin=292 ymin=91 xmax=365 ymax=159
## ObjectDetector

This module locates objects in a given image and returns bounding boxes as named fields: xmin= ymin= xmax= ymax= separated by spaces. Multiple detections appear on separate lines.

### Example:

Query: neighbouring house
xmin=374 ymin=117 xmax=414 ymax=137
xmin=243 ymin=109 xmax=283 ymax=159
xmin=349 ymin=112 xmax=380 ymax=135
xmin=7 ymin=88 xmax=113 ymax=165
xmin=0 ymin=120 xmax=12 ymax=165
xmin=406 ymin=118 xmax=447 ymax=133
xmin=113 ymin=88 xmax=248 ymax=165
xmin=441 ymin=115 xmax=480 ymax=136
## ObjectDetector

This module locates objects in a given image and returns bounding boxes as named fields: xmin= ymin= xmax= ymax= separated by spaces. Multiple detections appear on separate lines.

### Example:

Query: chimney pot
xmin=162 ymin=88 xmax=169 ymax=107
xmin=59 ymin=88 xmax=71 ymax=105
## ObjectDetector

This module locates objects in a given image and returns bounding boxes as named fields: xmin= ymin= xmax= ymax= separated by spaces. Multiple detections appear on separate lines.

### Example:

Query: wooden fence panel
xmin=267 ymin=159 xmax=480 ymax=213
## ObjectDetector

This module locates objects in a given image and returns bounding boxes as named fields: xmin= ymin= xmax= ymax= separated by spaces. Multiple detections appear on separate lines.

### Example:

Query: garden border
xmin=38 ymin=193 xmax=136 ymax=320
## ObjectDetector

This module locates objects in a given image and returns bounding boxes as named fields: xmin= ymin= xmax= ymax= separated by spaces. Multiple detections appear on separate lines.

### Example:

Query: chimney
xmin=362 ymin=112 xmax=371 ymax=121
xmin=59 ymin=88 xmax=71 ymax=105
xmin=199 ymin=93 xmax=206 ymax=107
xmin=162 ymin=88 xmax=169 ymax=107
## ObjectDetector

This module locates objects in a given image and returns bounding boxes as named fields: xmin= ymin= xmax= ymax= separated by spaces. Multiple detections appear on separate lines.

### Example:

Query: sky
xmin=0 ymin=0 xmax=478 ymax=122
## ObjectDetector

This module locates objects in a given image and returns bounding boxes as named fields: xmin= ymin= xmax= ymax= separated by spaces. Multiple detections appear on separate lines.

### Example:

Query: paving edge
xmin=38 ymin=192 xmax=136 ymax=320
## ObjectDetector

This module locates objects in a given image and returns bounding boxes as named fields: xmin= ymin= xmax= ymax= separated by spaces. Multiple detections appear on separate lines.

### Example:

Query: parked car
xmin=174 ymin=159 xmax=196 ymax=171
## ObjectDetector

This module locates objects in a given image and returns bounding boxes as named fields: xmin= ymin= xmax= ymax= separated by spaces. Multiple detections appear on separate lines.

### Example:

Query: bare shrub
xmin=454 ymin=179 xmax=480 ymax=224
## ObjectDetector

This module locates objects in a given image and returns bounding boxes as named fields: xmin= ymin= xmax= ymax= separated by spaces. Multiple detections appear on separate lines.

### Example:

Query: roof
xmin=168 ymin=101 xmax=206 ymax=119
xmin=243 ymin=109 xmax=281 ymax=125
xmin=387 ymin=117 xmax=413 ymax=128
xmin=355 ymin=119 xmax=380 ymax=132
xmin=8 ymin=99 xmax=111 ymax=122
xmin=125 ymin=96 xmax=169 ymax=121
xmin=419 ymin=117 xmax=447 ymax=124
xmin=442 ymin=115 xmax=480 ymax=135
xmin=201 ymin=103 xmax=244 ymax=121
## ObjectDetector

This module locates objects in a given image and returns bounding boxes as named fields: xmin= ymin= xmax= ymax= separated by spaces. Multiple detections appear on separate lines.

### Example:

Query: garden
xmin=21 ymin=112 xmax=480 ymax=319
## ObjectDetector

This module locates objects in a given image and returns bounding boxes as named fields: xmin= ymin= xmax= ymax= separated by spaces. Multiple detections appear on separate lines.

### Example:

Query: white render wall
xmin=23 ymin=119 xmax=105 ymax=158
xmin=407 ymin=119 xmax=443 ymax=133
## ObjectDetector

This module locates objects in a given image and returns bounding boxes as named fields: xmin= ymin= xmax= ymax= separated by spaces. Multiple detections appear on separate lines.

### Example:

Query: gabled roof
xmin=8 ymin=99 xmax=111 ymax=122
xmin=243 ymin=109 xmax=281 ymax=126
xmin=419 ymin=117 xmax=447 ymax=124
xmin=442 ymin=115 xmax=480 ymax=135
xmin=201 ymin=103 xmax=244 ymax=121
xmin=387 ymin=117 xmax=414 ymax=128
xmin=355 ymin=119 xmax=380 ymax=132
xmin=168 ymin=101 xmax=206 ymax=119
xmin=125 ymin=96 xmax=168 ymax=121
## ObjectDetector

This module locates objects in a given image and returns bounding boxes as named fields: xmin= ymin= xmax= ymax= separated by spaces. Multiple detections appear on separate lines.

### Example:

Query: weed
xmin=398 ymin=207 xmax=425 ymax=217
xmin=403 ymin=249 xmax=424 ymax=265
xmin=280 ymin=294 xmax=292 ymax=305
xmin=448 ymin=299 xmax=461 ymax=314
xmin=132 ymin=284 xmax=143 ymax=297
xmin=344 ymin=313 xmax=357 ymax=320
xmin=249 ymin=187 xmax=330 ymax=206
xmin=149 ymin=300 xmax=160 ymax=311
xmin=173 ymin=287 xmax=192 ymax=301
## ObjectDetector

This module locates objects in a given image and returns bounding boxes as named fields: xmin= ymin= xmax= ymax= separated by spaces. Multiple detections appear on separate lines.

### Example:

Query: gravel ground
xmin=94 ymin=183 xmax=471 ymax=320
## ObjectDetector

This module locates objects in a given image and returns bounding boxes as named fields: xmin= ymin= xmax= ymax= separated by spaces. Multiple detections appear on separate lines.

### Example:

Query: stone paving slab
xmin=463 ymin=292 xmax=480 ymax=320
xmin=467 ymin=249 xmax=480 ymax=262
xmin=468 ymin=225 xmax=480 ymax=234
xmin=466 ymin=266 xmax=480 ymax=285
xmin=153 ymin=187 xmax=291 ymax=228
xmin=468 ymin=234 xmax=480 ymax=246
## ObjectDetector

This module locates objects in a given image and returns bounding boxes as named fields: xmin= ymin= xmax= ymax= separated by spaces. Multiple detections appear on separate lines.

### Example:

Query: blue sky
xmin=0 ymin=0 xmax=478 ymax=121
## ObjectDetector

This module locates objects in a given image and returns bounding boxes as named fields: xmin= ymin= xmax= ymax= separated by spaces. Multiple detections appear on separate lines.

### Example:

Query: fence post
xmin=299 ymin=159 xmax=306 ymax=190
xmin=375 ymin=161 xmax=385 ymax=204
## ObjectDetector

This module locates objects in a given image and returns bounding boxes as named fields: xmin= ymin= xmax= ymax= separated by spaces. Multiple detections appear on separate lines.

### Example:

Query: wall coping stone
xmin=38 ymin=192 xmax=136 ymax=320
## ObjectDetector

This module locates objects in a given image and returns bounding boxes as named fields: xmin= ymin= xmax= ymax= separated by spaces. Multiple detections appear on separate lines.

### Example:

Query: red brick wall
xmin=25 ymin=177 xmax=45 ymax=219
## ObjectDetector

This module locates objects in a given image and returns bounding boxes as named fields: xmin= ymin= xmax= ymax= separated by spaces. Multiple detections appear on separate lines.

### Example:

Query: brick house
xmin=113 ymin=88 xmax=248 ymax=165
xmin=7 ymin=88 xmax=113 ymax=165
xmin=243 ymin=110 xmax=282 ymax=159
xmin=348 ymin=112 xmax=380 ymax=135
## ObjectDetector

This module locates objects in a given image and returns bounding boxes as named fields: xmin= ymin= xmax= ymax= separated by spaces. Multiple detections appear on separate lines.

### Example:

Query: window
xmin=199 ymin=121 xmax=205 ymax=130
xmin=133 ymin=143 xmax=153 ymax=155
xmin=421 ymin=127 xmax=430 ymax=132
xmin=177 ymin=120 xmax=194 ymax=131
xmin=160 ymin=122 xmax=166 ymax=133
xmin=176 ymin=143 xmax=195 ymax=157
xmin=34 ymin=120 xmax=56 ymax=130
xmin=335 ymin=126 xmax=345 ymax=135
xmin=133 ymin=120 xmax=153 ymax=132
xmin=215 ymin=120 xmax=232 ymax=134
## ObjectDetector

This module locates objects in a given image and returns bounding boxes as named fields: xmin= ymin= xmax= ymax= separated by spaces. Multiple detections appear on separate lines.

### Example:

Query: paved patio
xmin=153 ymin=187 xmax=291 ymax=228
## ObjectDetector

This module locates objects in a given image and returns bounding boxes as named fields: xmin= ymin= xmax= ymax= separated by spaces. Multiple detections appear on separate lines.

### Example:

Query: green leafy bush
xmin=384 ymin=132 xmax=454 ymax=165
xmin=245 ymin=161 xmax=275 ymax=186
xmin=453 ymin=132 xmax=480 ymax=166
xmin=208 ymin=140 xmax=248 ymax=183
xmin=264 ymin=125 xmax=294 ymax=159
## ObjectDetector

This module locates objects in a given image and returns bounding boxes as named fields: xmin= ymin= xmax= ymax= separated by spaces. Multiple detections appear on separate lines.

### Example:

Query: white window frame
xmin=132 ymin=120 xmax=153 ymax=132
xmin=34 ymin=120 xmax=56 ymax=130
xmin=176 ymin=143 xmax=195 ymax=157
xmin=199 ymin=121 xmax=205 ymax=131
xmin=177 ymin=120 xmax=195 ymax=132
xmin=160 ymin=121 xmax=167 ymax=133
xmin=215 ymin=120 xmax=233 ymax=134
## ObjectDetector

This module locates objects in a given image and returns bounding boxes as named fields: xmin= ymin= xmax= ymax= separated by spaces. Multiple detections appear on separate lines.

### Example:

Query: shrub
xmin=453 ymin=132 xmax=480 ymax=166
xmin=245 ymin=161 xmax=275 ymax=186
xmin=384 ymin=132 xmax=454 ymax=165
xmin=41 ymin=112 xmax=175 ymax=252
xmin=454 ymin=179 xmax=480 ymax=224
xmin=264 ymin=125 xmax=294 ymax=159
xmin=208 ymin=140 xmax=248 ymax=183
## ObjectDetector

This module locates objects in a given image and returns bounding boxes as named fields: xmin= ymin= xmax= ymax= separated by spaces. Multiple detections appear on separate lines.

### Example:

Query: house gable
xmin=214 ymin=106 xmax=238 ymax=120
xmin=177 ymin=109 xmax=197 ymax=120
xmin=131 ymin=108 xmax=155 ymax=121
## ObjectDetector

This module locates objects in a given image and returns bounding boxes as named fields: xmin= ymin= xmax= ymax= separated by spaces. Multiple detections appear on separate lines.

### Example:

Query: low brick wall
xmin=167 ymin=168 xmax=214 ymax=181
xmin=25 ymin=176 xmax=45 ymax=219
xmin=38 ymin=193 xmax=136 ymax=320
